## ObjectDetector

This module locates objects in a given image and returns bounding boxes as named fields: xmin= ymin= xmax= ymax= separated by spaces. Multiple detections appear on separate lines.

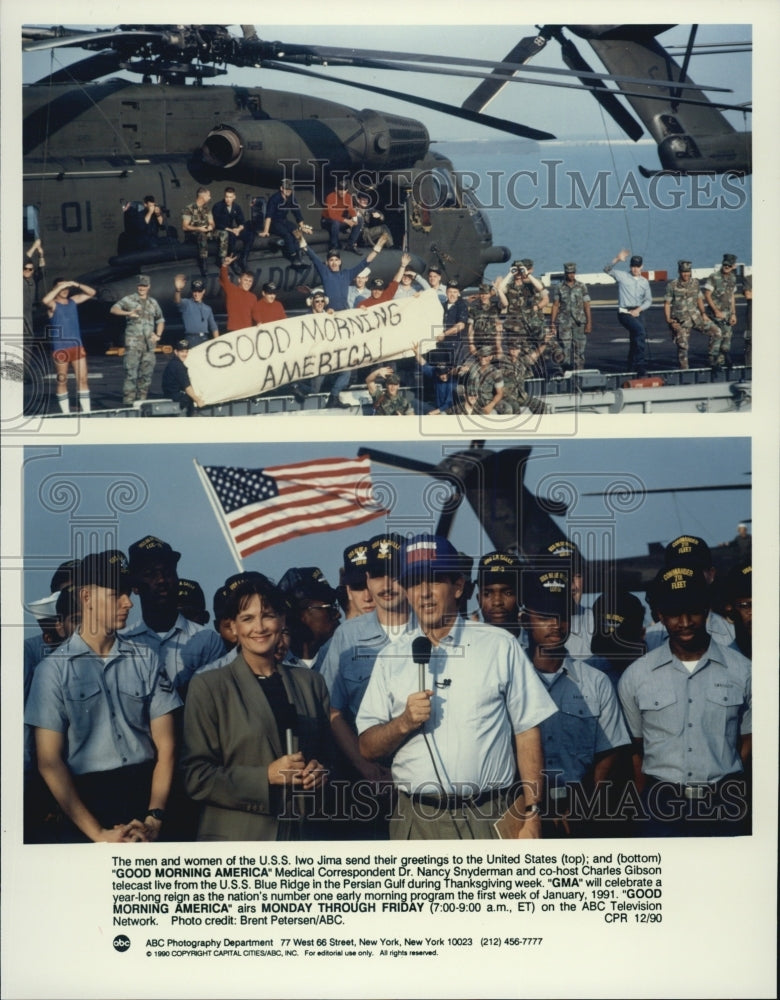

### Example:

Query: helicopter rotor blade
xmin=461 ymin=34 xmax=549 ymax=113
xmin=22 ymin=27 xmax=167 ymax=53
xmin=329 ymin=56 xmax=747 ymax=114
xmin=295 ymin=42 xmax=733 ymax=93
xmin=32 ymin=50 xmax=125 ymax=85
xmin=260 ymin=60 xmax=557 ymax=141
xmin=548 ymin=27 xmax=646 ymax=142
xmin=24 ymin=25 xmax=735 ymax=94
xmin=357 ymin=448 xmax=446 ymax=478
xmin=583 ymin=484 xmax=750 ymax=496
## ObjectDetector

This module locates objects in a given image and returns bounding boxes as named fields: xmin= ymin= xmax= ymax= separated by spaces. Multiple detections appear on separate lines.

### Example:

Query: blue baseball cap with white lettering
xmin=399 ymin=534 xmax=463 ymax=584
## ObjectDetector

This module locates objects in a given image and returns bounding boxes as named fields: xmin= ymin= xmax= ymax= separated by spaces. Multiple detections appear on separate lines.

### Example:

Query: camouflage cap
xmin=563 ymin=263 xmax=576 ymax=273
xmin=677 ymin=260 xmax=692 ymax=272
xmin=478 ymin=283 xmax=493 ymax=294
xmin=136 ymin=274 xmax=151 ymax=286
xmin=477 ymin=345 xmax=493 ymax=357
xmin=384 ymin=372 xmax=401 ymax=385
xmin=722 ymin=253 xmax=737 ymax=266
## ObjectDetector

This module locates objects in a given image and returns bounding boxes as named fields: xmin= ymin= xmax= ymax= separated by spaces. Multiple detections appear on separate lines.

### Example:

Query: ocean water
xmin=436 ymin=139 xmax=752 ymax=280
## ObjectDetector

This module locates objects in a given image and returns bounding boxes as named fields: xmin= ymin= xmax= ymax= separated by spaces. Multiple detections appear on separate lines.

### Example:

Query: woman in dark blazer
xmin=183 ymin=574 xmax=330 ymax=840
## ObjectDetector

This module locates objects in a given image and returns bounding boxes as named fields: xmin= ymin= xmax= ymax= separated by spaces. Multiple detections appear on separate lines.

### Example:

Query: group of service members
xmin=23 ymin=529 xmax=752 ymax=844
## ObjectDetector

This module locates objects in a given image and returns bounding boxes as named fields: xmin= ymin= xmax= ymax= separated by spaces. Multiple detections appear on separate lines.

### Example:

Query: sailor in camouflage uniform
xmin=459 ymin=346 xmax=511 ymax=414
xmin=549 ymin=263 xmax=592 ymax=370
xmin=366 ymin=367 xmax=413 ymax=415
xmin=181 ymin=187 xmax=228 ymax=277
xmin=703 ymin=252 xmax=739 ymax=370
xmin=468 ymin=283 xmax=502 ymax=353
xmin=110 ymin=275 xmax=165 ymax=405
xmin=497 ymin=258 xmax=549 ymax=352
xmin=663 ymin=260 xmax=722 ymax=369
xmin=496 ymin=336 xmax=548 ymax=414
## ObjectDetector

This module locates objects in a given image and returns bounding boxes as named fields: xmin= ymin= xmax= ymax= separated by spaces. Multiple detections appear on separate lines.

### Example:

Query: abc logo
xmin=113 ymin=935 xmax=131 ymax=953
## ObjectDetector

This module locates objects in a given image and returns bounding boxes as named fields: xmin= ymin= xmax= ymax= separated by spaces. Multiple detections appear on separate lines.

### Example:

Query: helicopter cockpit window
xmin=24 ymin=205 xmax=40 ymax=242
xmin=416 ymin=168 xmax=460 ymax=209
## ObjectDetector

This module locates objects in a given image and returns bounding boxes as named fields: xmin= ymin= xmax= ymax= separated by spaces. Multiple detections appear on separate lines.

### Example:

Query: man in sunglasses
xmin=279 ymin=567 xmax=341 ymax=670
xmin=703 ymin=252 xmax=739 ymax=371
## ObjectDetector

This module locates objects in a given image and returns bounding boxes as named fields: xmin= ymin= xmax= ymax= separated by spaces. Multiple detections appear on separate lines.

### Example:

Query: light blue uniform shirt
xmin=24 ymin=632 xmax=181 ymax=775
xmin=180 ymin=629 xmax=228 ymax=683
xmin=121 ymin=613 xmax=204 ymax=690
xmin=320 ymin=610 xmax=402 ymax=720
xmin=357 ymin=618 xmax=555 ymax=795
xmin=565 ymin=604 xmax=595 ymax=659
xmin=618 ymin=638 xmax=751 ymax=784
xmin=604 ymin=263 xmax=652 ymax=312
xmin=536 ymin=655 xmax=630 ymax=786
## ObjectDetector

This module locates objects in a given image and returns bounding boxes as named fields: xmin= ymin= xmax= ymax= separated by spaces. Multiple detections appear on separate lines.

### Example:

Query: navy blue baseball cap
xmin=399 ymin=534 xmax=463 ymax=585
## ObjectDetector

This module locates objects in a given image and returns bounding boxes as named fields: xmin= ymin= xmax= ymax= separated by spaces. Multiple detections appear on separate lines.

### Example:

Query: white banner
xmin=187 ymin=290 xmax=444 ymax=405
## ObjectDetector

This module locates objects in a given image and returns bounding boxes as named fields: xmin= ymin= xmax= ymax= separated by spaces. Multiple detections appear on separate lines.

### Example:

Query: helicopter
xmin=357 ymin=443 xmax=752 ymax=594
xmin=461 ymin=24 xmax=752 ymax=176
xmin=21 ymin=23 xmax=750 ymax=327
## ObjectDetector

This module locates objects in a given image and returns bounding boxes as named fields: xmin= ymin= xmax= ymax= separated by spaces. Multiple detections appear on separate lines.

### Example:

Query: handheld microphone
xmin=412 ymin=635 xmax=433 ymax=692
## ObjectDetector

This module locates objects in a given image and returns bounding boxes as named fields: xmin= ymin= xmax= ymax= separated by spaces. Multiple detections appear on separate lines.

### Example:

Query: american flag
xmin=198 ymin=456 xmax=387 ymax=559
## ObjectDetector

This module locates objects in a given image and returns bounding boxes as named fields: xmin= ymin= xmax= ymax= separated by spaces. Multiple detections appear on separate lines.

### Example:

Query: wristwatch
xmin=145 ymin=808 xmax=165 ymax=822
xmin=521 ymin=803 xmax=542 ymax=817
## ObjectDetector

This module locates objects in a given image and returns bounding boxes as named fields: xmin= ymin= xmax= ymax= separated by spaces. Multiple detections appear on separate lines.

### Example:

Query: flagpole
xmin=193 ymin=459 xmax=244 ymax=573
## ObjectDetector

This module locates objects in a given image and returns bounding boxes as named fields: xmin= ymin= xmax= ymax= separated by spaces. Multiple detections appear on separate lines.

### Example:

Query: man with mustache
xmin=321 ymin=533 xmax=409 ymax=837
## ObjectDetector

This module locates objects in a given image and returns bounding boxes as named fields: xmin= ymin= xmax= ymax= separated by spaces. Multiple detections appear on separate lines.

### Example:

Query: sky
xmin=19 ymin=436 xmax=750 ymax=629
xmin=19 ymin=23 xmax=752 ymax=145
